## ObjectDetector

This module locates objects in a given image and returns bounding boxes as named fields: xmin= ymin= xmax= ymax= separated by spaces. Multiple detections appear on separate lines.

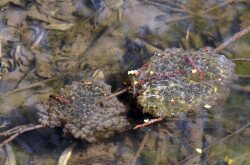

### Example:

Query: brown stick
xmin=0 ymin=124 xmax=45 ymax=147
xmin=104 ymin=88 xmax=127 ymax=100
xmin=0 ymin=125 xmax=28 ymax=136
xmin=133 ymin=117 xmax=164 ymax=130
xmin=214 ymin=26 xmax=250 ymax=53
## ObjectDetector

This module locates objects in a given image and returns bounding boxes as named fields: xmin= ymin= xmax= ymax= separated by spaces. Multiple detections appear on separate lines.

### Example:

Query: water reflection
xmin=0 ymin=0 xmax=249 ymax=164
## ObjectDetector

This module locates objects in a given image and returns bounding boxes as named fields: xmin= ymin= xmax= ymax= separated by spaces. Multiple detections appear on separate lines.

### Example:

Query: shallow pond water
xmin=0 ymin=0 xmax=250 ymax=165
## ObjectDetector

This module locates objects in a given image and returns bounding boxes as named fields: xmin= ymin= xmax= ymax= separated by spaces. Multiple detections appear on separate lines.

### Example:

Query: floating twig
xmin=133 ymin=117 xmax=164 ymax=130
xmin=214 ymin=26 xmax=250 ymax=53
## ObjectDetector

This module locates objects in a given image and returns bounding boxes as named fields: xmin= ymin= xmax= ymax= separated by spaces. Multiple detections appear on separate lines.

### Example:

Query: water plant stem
xmin=214 ymin=26 xmax=250 ymax=53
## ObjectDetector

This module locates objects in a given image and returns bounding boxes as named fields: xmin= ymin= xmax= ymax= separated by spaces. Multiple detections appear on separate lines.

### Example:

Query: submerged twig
xmin=179 ymin=122 xmax=250 ymax=164
xmin=237 ymin=75 xmax=250 ymax=79
xmin=214 ymin=26 xmax=250 ymax=53
xmin=132 ymin=131 xmax=150 ymax=165
xmin=154 ymin=129 xmax=166 ymax=165
xmin=0 ymin=124 xmax=45 ymax=148
xmin=232 ymin=58 xmax=250 ymax=61
xmin=42 ymin=23 xmax=75 ymax=31
xmin=202 ymin=0 xmax=235 ymax=13
xmin=143 ymin=0 xmax=189 ymax=13
xmin=0 ymin=121 xmax=9 ymax=129
xmin=104 ymin=88 xmax=127 ymax=100
xmin=2 ymin=72 xmax=85 ymax=97
xmin=3 ymin=81 xmax=45 ymax=97
xmin=13 ymin=67 xmax=36 ymax=89
xmin=232 ymin=84 xmax=250 ymax=93
xmin=0 ymin=125 xmax=27 ymax=137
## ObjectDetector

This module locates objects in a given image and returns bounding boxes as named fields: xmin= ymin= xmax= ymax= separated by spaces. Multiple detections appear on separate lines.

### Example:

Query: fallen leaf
xmin=57 ymin=143 xmax=76 ymax=165
xmin=3 ymin=144 xmax=16 ymax=165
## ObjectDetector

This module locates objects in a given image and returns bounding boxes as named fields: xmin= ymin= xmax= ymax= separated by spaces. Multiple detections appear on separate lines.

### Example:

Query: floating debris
xmin=131 ymin=48 xmax=236 ymax=117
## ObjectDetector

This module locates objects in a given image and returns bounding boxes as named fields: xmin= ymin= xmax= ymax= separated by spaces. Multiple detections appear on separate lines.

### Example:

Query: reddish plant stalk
xmin=184 ymin=55 xmax=205 ymax=80
xmin=138 ymin=70 xmax=182 ymax=85
xmin=133 ymin=117 xmax=164 ymax=130
xmin=49 ymin=94 xmax=71 ymax=105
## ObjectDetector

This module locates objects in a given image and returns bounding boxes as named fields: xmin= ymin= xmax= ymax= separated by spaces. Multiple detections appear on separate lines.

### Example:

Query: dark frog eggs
xmin=131 ymin=48 xmax=236 ymax=118
xmin=36 ymin=79 xmax=131 ymax=143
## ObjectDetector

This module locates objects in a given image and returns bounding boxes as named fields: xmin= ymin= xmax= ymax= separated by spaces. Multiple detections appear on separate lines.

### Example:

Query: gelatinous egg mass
xmin=36 ymin=79 xmax=130 ymax=143
xmin=134 ymin=48 xmax=236 ymax=117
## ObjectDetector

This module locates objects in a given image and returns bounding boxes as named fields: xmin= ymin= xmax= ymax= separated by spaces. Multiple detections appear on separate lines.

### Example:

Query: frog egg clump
xmin=36 ymin=103 xmax=61 ymax=127
xmin=135 ymin=48 xmax=236 ymax=117
xmin=37 ymin=79 xmax=131 ymax=143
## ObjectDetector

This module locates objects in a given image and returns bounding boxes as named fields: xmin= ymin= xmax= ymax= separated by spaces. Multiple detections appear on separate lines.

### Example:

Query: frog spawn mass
xmin=36 ymin=48 xmax=236 ymax=142
xmin=132 ymin=48 xmax=236 ymax=118
xmin=36 ymin=79 xmax=130 ymax=143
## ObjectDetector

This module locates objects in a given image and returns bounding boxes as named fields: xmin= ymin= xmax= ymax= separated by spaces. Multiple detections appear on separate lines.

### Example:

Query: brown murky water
xmin=0 ymin=0 xmax=250 ymax=164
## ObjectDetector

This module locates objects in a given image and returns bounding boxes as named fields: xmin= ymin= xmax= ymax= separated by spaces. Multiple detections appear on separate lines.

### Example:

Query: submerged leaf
xmin=154 ymin=15 xmax=168 ymax=22
xmin=3 ymin=144 xmax=16 ymax=165
xmin=57 ymin=143 xmax=76 ymax=165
